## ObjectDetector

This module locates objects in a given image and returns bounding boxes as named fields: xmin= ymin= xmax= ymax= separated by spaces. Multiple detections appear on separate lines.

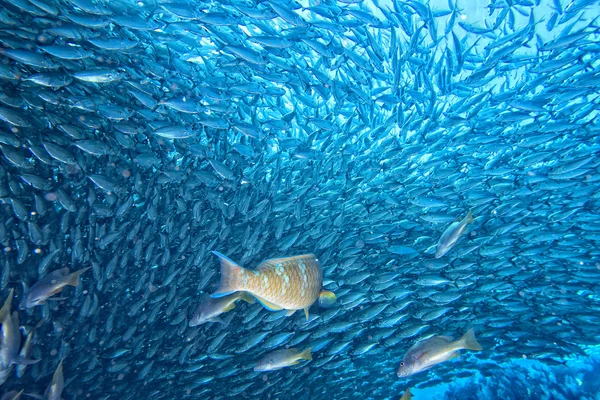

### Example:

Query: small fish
xmin=254 ymin=347 xmax=312 ymax=371
xmin=20 ymin=267 xmax=90 ymax=309
xmin=189 ymin=292 xmax=255 ymax=327
xmin=210 ymin=252 xmax=336 ymax=320
xmin=397 ymin=328 xmax=482 ymax=378
xmin=435 ymin=210 xmax=474 ymax=258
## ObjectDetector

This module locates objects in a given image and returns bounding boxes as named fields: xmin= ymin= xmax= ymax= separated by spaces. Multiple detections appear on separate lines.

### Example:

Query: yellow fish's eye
xmin=318 ymin=290 xmax=336 ymax=307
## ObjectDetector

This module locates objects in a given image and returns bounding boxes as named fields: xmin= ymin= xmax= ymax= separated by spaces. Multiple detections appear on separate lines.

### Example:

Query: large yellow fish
xmin=210 ymin=252 xmax=336 ymax=320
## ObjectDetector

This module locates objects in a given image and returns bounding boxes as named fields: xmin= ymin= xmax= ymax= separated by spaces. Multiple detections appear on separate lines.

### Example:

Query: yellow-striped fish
xmin=210 ymin=252 xmax=336 ymax=320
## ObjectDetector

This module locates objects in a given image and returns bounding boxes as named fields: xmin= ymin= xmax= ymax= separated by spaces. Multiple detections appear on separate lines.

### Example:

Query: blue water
xmin=0 ymin=0 xmax=599 ymax=399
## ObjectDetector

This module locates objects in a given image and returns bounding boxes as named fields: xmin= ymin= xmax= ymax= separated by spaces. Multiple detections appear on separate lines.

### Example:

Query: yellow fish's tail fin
xmin=459 ymin=328 xmax=482 ymax=351
xmin=66 ymin=267 xmax=91 ymax=287
xmin=237 ymin=292 xmax=256 ymax=304
xmin=464 ymin=209 xmax=474 ymax=224
xmin=299 ymin=347 xmax=312 ymax=361
xmin=210 ymin=251 xmax=243 ymax=298
xmin=318 ymin=290 xmax=336 ymax=307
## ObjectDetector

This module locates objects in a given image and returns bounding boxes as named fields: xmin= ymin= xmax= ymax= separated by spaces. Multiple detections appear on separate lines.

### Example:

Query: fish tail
xmin=460 ymin=328 xmax=482 ymax=351
xmin=66 ymin=267 xmax=91 ymax=287
xmin=299 ymin=347 xmax=312 ymax=361
xmin=210 ymin=251 xmax=244 ymax=298
xmin=237 ymin=292 xmax=256 ymax=304
xmin=318 ymin=290 xmax=337 ymax=307
xmin=465 ymin=210 xmax=474 ymax=224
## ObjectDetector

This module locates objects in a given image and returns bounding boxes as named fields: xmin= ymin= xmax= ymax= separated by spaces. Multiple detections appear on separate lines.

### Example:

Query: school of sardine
xmin=0 ymin=0 xmax=599 ymax=398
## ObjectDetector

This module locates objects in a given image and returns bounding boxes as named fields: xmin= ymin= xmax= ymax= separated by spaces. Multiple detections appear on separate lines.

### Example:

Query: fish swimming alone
xmin=19 ymin=267 xmax=91 ymax=309
xmin=189 ymin=292 xmax=255 ymax=327
xmin=435 ymin=210 xmax=474 ymax=258
xmin=210 ymin=252 xmax=336 ymax=320
xmin=254 ymin=348 xmax=312 ymax=372
xmin=397 ymin=328 xmax=482 ymax=378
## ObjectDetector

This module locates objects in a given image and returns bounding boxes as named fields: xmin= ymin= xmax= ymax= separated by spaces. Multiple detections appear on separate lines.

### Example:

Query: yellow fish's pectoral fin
xmin=303 ymin=307 xmax=309 ymax=321
xmin=449 ymin=352 xmax=460 ymax=360
xmin=290 ymin=360 xmax=301 ymax=365
xmin=285 ymin=310 xmax=296 ymax=317
xmin=253 ymin=295 xmax=284 ymax=312
xmin=318 ymin=290 xmax=336 ymax=307
xmin=222 ymin=302 xmax=236 ymax=312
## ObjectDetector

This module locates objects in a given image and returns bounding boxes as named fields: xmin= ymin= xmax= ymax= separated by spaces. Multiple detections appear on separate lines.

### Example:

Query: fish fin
xmin=65 ymin=267 xmax=91 ymax=287
xmin=318 ymin=290 xmax=336 ymax=307
xmin=437 ymin=335 xmax=454 ymax=343
xmin=290 ymin=360 xmax=300 ymax=365
xmin=464 ymin=210 xmax=474 ymax=224
xmin=14 ymin=356 xmax=40 ymax=365
xmin=285 ymin=310 xmax=296 ymax=316
xmin=210 ymin=251 xmax=243 ymax=298
xmin=46 ymin=297 xmax=68 ymax=302
xmin=209 ymin=317 xmax=224 ymax=325
xmin=256 ymin=254 xmax=318 ymax=270
xmin=23 ymin=393 xmax=43 ymax=400
xmin=0 ymin=288 xmax=14 ymax=323
xmin=253 ymin=295 xmax=283 ymax=311
xmin=400 ymin=388 xmax=412 ymax=400
xmin=299 ymin=347 xmax=312 ymax=361
xmin=303 ymin=307 xmax=309 ymax=321
xmin=449 ymin=353 xmax=460 ymax=360
xmin=237 ymin=292 xmax=256 ymax=304
xmin=459 ymin=328 xmax=482 ymax=351
xmin=222 ymin=302 xmax=236 ymax=312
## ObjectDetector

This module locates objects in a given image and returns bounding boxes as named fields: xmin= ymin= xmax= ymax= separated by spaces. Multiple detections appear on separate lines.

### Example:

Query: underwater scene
xmin=0 ymin=0 xmax=599 ymax=398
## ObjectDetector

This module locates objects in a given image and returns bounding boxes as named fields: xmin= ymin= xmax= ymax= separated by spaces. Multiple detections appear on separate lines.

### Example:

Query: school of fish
xmin=0 ymin=0 xmax=599 ymax=398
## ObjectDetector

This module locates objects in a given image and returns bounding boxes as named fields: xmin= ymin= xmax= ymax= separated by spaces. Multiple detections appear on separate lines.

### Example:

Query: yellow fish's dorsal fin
xmin=285 ymin=310 xmax=296 ymax=317
xmin=253 ymin=294 xmax=284 ymax=311
xmin=303 ymin=307 xmax=309 ymax=320
xmin=256 ymin=254 xmax=318 ymax=270
xmin=437 ymin=335 xmax=454 ymax=343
